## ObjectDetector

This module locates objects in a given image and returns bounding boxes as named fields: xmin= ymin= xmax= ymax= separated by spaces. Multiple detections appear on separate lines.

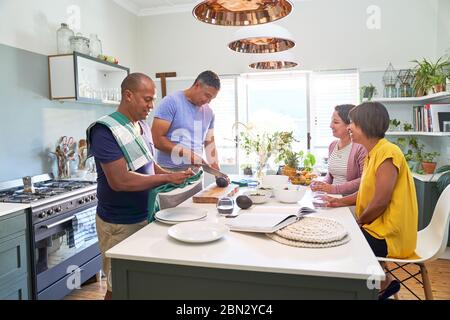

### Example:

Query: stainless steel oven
xmin=30 ymin=189 xmax=101 ymax=300
xmin=0 ymin=174 xmax=102 ymax=300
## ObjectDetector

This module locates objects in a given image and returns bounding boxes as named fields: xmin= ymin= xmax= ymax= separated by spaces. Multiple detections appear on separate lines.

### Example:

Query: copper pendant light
xmin=228 ymin=24 xmax=295 ymax=54
xmin=248 ymin=52 xmax=298 ymax=69
xmin=193 ymin=0 xmax=293 ymax=26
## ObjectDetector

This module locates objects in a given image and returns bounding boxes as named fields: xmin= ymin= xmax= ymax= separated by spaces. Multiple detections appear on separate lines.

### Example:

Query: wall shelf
xmin=372 ymin=92 xmax=450 ymax=104
xmin=386 ymin=131 xmax=450 ymax=136
xmin=48 ymin=52 xmax=129 ymax=105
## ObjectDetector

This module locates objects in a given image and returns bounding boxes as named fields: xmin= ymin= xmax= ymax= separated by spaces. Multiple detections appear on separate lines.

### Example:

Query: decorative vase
xmin=422 ymin=162 xmax=437 ymax=174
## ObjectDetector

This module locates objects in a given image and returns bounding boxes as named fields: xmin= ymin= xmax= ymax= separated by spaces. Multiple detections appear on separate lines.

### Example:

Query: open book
xmin=225 ymin=206 xmax=316 ymax=233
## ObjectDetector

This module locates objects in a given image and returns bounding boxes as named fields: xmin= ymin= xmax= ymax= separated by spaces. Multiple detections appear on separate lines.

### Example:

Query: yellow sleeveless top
xmin=356 ymin=138 xmax=418 ymax=259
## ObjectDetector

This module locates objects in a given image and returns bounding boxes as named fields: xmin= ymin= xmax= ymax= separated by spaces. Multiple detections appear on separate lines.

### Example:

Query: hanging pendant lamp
xmin=193 ymin=0 xmax=293 ymax=26
xmin=248 ymin=52 xmax=298 ymax=69
xmin=228 ymin=24 xmax=295 ymax=54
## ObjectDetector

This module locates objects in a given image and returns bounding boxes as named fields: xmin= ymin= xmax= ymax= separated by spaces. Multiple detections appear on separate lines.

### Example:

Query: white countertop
xmin=107 ymin=189 xmax=385 ymax=281
xmin=0 ymin=203 xmax=30 ymax=217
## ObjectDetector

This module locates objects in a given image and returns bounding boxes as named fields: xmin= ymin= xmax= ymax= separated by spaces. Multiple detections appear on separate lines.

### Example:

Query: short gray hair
xmin=194 ymin=70 xmax=221 ymax=90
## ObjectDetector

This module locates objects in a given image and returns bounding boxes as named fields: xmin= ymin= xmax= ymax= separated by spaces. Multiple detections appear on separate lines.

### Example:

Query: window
xmin=209 ymin=77 xmax=238 ymax=166
xmin=309 ymin=70 xmax=359 ymax=160
xmin=242 ymin=73 xmax=308 ymax=166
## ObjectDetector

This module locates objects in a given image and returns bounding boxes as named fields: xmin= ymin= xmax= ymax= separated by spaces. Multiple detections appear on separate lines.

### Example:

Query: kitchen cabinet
xmin=0 ymin=209 xmax=30 ymax=300
xmin=48 ymin=52 xmax=129 ymax=105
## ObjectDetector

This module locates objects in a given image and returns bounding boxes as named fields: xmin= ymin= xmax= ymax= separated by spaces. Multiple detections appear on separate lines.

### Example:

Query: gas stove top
xmin=0 ymin=174 xmax=96 ymax=204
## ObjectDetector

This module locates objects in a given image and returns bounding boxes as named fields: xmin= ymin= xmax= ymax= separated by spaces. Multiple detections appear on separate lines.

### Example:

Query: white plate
xmin=168 ymin=221 xmax=229 ymax=243
xmin=155 ymin=207 xmax=207 ymax=225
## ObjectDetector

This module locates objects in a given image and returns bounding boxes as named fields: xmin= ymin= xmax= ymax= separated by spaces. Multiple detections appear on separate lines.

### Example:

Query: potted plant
xmin=239 ymin=130 xmax=296 ymax=180
xmin=403 ymin=122 xmax=413 ymax=132
xmin=240 ymin=163 xmax=253 ymax=176
xmin=433 ymin=164 xmax=450 ymax=195
xmin=360 ymin=84 xmax=378 ymax=101
xmin=421 ymin=151 xmax=440 ymax=174
xmin=389 ymin=119 xmax=401 ymax=131
xmin=302 ymin=152 xmax=316 ymax=172
xmin=412 ymin=57 xmax=450 ymax=96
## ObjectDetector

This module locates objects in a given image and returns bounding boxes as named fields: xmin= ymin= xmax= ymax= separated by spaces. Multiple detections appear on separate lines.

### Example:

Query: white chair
xmin=377 ymin=184 xmax=450 ymax=300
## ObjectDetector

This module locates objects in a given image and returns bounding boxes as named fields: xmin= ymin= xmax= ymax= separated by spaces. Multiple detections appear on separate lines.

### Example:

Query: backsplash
xmin=0 ymin=43 xmax=116 ymax=181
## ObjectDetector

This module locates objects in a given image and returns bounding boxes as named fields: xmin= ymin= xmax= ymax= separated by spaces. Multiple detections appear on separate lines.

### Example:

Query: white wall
xmin=137 ymin=0 xmax=443 ymax=77
xmin=0 ymin=0 xmax=139 ymax=70
xmin=436 ymin=0 xmax=450 ymax=58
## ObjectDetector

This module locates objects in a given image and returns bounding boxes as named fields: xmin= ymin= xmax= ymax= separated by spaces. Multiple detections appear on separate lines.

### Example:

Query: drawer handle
xmin=41 ymin=215 xmax=75 ymax=229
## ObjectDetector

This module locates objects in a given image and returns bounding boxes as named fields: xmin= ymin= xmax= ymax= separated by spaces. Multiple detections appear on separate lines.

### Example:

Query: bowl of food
xmin=273 ymin=185 xmax=307 ymax=204
xmin=257 ymin=186 xmax=274 ymax=198
xmin=243 ymin=190 xmax=271 ymax=204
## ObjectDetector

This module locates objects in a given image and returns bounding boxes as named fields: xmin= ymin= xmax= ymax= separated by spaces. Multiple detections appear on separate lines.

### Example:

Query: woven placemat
xmin=267 ymin=232 xmax=351 ymax=248
xmin=274 ymin=216 xmax=348 ymax=243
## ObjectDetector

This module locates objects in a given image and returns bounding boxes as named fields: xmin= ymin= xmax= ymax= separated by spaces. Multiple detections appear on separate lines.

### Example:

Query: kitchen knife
xmin=201 ymin=165 xmax=228 ymax=179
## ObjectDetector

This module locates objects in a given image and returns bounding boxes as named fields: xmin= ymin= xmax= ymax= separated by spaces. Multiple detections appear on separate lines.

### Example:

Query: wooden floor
xmin=63 ymin=258 xmax=450 ymax=300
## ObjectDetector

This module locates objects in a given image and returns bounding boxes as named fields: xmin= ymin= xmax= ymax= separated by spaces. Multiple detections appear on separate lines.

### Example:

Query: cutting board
xmin=192 ymin=183 xmax=239 ymax=204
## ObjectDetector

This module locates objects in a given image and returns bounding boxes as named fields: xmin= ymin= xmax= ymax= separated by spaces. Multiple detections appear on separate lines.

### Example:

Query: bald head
xmin=121 ymin=73 xmax=154 ymax=95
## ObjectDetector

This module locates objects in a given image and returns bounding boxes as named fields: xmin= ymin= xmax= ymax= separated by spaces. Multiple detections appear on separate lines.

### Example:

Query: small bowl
xmin=273 ymin=185 xmax=307 ymax=203
xmin=243 ymin=190 xmax=271 ymax=204
xmin=257 ymin=186 xmax=274 ymax=198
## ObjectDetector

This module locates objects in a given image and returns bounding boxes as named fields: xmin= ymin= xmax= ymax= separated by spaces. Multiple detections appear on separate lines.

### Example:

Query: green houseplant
xmin=389 ymin=119 xmax=401 ymax=131
xmin=434 ymin=165 xmax=450 ymax=195
xmin=403 ymin=122 xmax=413 ymax=132
xmin=412 ymin=57 xmax=450 ymax=96
xmin=239 ymin=130 xmax=296 ymax=180
xmin=421 ymin=151 xmax=440 ymax=174
xmin=360 ymin=84 xmax=378 ymax=101
xmin=302 ymin=152 xmax=316 ymax=172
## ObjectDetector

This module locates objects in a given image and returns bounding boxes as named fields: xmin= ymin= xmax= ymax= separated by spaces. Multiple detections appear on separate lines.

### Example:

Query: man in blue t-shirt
xmin=89 ymin=73 xmax=193 ymax=299
xmin=151 ymin=70 xmax=224 ymax=207
xmin=151 ymin=70 xmax=222 ymax=170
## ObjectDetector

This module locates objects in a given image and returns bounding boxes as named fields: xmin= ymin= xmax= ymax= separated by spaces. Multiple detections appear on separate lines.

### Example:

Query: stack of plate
xmin=266 ymin=216 xmax=350 ymax=248
xmin=155 ymin=207 xmax=207 ymax=225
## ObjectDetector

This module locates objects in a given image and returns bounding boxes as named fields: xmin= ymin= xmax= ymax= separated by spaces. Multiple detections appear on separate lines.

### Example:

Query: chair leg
xmin=419 ymin=263 xmax=434 ymax=300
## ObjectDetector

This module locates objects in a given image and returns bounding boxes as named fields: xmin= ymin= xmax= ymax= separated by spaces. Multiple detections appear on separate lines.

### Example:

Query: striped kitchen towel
xmin=86 ymin=111 xmax=154 ymax=171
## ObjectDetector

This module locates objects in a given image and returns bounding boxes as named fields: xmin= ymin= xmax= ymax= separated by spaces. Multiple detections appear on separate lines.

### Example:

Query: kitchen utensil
xmin=201 ymin=164 xmax=228 ymax=179
xmin=192 ymin=183 xmax=239 ymax=204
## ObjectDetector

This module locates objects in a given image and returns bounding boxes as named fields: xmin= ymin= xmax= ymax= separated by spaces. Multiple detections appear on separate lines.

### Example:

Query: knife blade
xmin=201 ymin=165 xmax=228 ymax=179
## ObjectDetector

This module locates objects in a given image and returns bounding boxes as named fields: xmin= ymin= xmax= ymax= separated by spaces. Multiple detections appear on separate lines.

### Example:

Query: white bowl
xmin=256 ymin=186 xmax=274 ymax=198
xmin=261 ymin=175 xmax=289 ymax=187
xmin=273 ymin=185 xmax=307 ymax=203
xmin=243 ymin=190 xmax=271 ymax=204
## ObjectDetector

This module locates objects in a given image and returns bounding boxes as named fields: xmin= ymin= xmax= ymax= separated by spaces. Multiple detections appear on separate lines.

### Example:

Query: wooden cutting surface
xmin=192 ymin=183 xmax=239 ymax=204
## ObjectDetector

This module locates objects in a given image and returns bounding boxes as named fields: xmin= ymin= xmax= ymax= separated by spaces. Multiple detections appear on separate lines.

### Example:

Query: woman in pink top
xmin=311 ymin=104 xmax=367 ymax=195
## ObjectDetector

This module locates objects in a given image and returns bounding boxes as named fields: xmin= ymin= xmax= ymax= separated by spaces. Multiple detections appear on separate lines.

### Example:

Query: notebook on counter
xmin=225 ymin=206 xmax=316 ymax=233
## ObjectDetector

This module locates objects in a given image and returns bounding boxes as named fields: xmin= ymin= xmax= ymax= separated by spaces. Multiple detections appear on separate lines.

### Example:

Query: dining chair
xmin=377 ymin=184 xmax=450 ymax=300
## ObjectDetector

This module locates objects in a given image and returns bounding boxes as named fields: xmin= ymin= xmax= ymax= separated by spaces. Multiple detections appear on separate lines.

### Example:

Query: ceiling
xmin=113 ymin=0 xmax=203 ymax=16
xmin=113 ymin=0 xmax=307 ymax=16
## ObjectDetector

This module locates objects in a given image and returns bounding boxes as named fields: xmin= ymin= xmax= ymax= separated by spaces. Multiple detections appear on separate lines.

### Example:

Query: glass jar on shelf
xmin=89 ymin=34 xmax=102 ymax=58
xmin=56 ymin=23 xmax=74 ymax=54
xmin=70 ymin=33 xmax=90 ymax=55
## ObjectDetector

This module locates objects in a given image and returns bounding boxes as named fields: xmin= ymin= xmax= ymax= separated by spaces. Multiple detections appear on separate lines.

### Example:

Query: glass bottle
xmin=89 ymin=34 xmax=102 ymax=58
xmin=57 ymin=23 xmax=74 ymax=54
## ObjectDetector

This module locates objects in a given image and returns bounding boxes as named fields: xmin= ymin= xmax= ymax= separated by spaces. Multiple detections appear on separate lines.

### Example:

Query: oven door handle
xmin=41 ymin=215 xmax=75 ymax=229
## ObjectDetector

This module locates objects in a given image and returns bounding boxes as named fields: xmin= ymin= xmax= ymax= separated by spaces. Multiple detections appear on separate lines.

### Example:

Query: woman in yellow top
xmin=326 ymin=102 xmax=418 ymax=299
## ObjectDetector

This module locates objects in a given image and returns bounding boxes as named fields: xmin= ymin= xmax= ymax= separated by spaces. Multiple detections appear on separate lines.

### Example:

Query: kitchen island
xmin=107 ymin=189 xmax=385 ymax=300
